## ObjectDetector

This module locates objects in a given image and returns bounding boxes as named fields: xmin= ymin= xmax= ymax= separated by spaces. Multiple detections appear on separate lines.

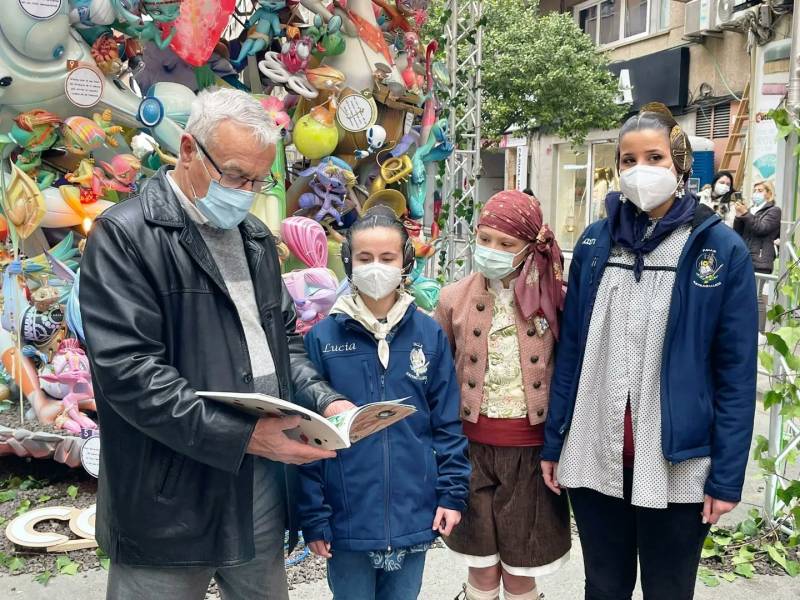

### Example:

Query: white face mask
xmin=714 ymin=182 xmax=730 ymax=197
xmin=619 ymin=165 xmax=680 ymax=212
xmin=352 ymin=263 xmax=403 ymax=300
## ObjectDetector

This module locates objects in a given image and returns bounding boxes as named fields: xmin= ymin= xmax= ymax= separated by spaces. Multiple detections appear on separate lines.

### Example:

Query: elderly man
xmin=80 ymin=88 xmax=354 ymax=599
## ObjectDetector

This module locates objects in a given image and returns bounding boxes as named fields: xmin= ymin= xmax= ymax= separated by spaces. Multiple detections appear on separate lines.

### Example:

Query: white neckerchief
xmin=751 ymin=201 xmax=771 ymax=215
xmin=330 ymin=292 xmax=415 ymax=368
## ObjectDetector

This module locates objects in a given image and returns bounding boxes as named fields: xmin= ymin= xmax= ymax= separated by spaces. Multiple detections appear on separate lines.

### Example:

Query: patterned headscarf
xmin=478 ymin=191 xmax=566 ymax=338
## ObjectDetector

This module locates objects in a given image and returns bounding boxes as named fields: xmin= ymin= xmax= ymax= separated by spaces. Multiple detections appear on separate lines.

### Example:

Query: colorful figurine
xmin=297 ymin=161 xmax=356 ymax=225
xmin=354 ymin=124 xmax=387 ymax=160
xmin=282 ymin=268 xmax=339 ymax=334
xmin=258 ymin=31 xmax=317 ymax=97
xmin=307 ymin=14 xmax=345 ymax=58
xmin=61 ymin=110 xmax=123 ymax=156
xmin=122 ymin=0 xmax=183 ymax=51
xmin=1 ymin=110 xmax=62 ymax=190
xmin=97 ymin=154 xmax=142 ymax=193
xmin=39 ymin=339 xmax=98 ymax=435
xmin=233 ymin=0 xmax=287 ymax=67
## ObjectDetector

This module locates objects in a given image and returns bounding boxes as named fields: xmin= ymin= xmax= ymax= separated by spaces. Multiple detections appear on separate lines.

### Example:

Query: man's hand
xmin=432 ymin=507 xmax=462 ymax=537
xmin=541 ymin=460 xmax=561 ymax=495
xmin=247 ymin=416 xmax=335 ymax=464
xmin=323 ymin=399 xmax=357 ymax=418
xmin=308 ymin=540 xmax=332 ymax=558
xmin=702 ymin=495 xmax=738 ymax=525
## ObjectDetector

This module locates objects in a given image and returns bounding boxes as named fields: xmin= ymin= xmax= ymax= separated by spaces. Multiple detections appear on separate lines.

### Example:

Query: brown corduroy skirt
xmin=444 ymin=443 xmax=571 ymax=572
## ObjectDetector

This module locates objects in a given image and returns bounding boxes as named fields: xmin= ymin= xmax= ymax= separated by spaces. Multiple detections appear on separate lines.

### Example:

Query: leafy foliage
xmin=480 ymin=1 xmax=627 ymax=142
xmin=700 ymin=511 xmax=799 ymax=585
xmin=424 ymin=0 xmax=626 ymax=144
xmin=700 ymin=109 xmax=800 ymax=585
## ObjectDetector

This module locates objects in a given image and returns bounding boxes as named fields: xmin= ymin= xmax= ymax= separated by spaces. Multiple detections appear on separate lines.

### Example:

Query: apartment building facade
xmin=504 ymin=0 xmax=794 ymax=255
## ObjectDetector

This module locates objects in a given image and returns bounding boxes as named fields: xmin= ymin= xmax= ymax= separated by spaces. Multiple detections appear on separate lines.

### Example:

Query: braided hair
xmin=616 ymin=102 xmax=693 ymax=182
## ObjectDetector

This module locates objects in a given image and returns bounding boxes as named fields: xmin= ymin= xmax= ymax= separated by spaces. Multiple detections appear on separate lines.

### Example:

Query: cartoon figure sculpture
xmin=97 ymin=154 xmax=142 ymax=193
xmin=354 ymin=125 xmax=387 ymax=160
xmin=282 ymin=268 xmax=339 ymax=334
xmin=126 ymin=0 xmax=183 ymax=51
xmin=297 ymin=161 xmax=356 ymax=225
xmin=400 ymin=31 xmax=422 ymax=92
xmin=407 ymin=119 xmax=452 ymax=218
xmin=69 ymin=0 xmax=143 ymax=31
xmin=233 ymin=0 xmax=287 ymax=67
xmin=307 ymin=14 xmax=345 ymax=58
xmin=1 ymin=111 xmax=63 ymax=190
xmin=61 ymin=110 xmax=123 ymax=156
xmin=258 ymin=31 xmax=317 ymax=98
xmin=40 ymin=339 xmax=98 ymax=434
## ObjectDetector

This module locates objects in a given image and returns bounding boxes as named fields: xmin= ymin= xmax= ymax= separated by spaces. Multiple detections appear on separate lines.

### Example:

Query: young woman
xmin=542 ymin=104 xmax=758 ymax=600
xmin=298 ymin=206 xmax=470 ymax=600
xmin=435 ymin=190 xmax=571 ymax=600
xmin=734 ymin=180 xmax=782 ymax=330
xmin=708 ymin=171 xmax=736 ymax=226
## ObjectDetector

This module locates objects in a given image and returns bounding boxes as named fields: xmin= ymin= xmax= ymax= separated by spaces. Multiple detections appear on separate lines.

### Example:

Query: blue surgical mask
xmin=194 ymin=180 xmax=255 ymax=229
xmin=752 ymin=192 xmax=766 ymax=207
xmin=474 ymin=244 xmax=528 ymax=281
xmin=192 ymin=155 xmax=256 ymax=229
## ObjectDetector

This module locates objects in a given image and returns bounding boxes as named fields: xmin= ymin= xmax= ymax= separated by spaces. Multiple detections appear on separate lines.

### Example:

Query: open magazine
xmin=197 ymin=392 xmax=416 ymax=450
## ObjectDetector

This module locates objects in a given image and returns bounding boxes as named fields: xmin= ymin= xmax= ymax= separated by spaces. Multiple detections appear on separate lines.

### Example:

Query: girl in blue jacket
xmin=541 ymin=104 xmax=757 ymax=600
xmin=298 ymin=206 xmax=471 ymax=600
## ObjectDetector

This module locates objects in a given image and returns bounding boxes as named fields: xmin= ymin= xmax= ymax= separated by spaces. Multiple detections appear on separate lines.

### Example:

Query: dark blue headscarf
xmin=605 ymin=191 xmax=697 ymax=282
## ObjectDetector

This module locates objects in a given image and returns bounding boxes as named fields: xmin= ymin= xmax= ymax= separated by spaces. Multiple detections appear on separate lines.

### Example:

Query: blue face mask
xmin=752 ymin=192 xmax=766 ymax=207
xmin=193 ymin=155 xmax=256 ymax=229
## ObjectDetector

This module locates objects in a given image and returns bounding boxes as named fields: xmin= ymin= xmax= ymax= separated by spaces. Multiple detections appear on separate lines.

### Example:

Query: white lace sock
xmin=465 ymin=582 xmax=501 ymax=600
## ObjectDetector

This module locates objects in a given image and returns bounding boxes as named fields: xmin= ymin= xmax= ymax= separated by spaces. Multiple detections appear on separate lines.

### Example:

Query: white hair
xmin=185 ymin=88 xmax=278 ymax=149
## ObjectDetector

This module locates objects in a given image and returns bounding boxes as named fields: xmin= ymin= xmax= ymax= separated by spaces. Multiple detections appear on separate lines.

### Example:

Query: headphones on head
xmin=340 ymin=212 xmax=416 ymax=280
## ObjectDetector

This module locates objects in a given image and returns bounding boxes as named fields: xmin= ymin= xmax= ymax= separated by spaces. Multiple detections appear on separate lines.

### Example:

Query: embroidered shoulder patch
xmin=693 ymin=249 xmax=724 ymax=288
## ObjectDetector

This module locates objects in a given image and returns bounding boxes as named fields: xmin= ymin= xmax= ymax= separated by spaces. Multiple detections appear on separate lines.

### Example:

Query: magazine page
xmin=345 ymin=399 xmax=417 ymax=444
xmin=197 ymin=392 xmax=349 ymax=450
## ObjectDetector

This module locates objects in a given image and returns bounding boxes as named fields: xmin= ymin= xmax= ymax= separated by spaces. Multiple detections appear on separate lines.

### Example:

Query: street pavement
xmin=1 ymin=379 xmax=798 ymax=599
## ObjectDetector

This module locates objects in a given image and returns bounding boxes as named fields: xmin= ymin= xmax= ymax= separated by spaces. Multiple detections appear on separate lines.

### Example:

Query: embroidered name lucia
xmin=323 ymin=342 xmax=357 ymax=353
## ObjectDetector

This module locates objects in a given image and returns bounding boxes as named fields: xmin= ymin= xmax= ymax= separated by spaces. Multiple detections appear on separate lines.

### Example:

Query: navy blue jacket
xmin=298 ymin=303 xmax=470 ymax=551
xmin=542 ymin=203 xmax=758 ymax=502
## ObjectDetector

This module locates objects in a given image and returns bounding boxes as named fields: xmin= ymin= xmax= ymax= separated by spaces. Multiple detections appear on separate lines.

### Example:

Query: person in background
xmin=436 ymin=190 xmax=571 ymax=600
xmin=709 ymin=171 xmax=736 ymax=226
xmin=542 ymin=104 xmax=757 ymax=600
xmin=298 ymin=207 xmax=470 ymax=600
xmin=735 ymin=180 xmax=782 ymax=332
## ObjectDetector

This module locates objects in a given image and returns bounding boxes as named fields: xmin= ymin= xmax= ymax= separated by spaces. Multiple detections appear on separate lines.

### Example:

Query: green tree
xmin=426 ymin=0 xmax=627 ymax=144
xmin=481 ymin=0 xmax=626 ymax=142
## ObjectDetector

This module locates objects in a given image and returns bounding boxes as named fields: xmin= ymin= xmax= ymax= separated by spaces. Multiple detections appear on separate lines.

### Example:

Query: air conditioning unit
xmin=716 ymin=0 xmax=763 ymax=29
xmin=684 ymin=0 xmax=721 ymax=38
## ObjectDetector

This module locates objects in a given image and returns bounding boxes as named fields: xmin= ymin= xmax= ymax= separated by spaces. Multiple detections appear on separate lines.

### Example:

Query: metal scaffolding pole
xmin=764 ymin=0 xmax=800 ymax=529
xmin=440 ymin=0 xmax=483 ymax=281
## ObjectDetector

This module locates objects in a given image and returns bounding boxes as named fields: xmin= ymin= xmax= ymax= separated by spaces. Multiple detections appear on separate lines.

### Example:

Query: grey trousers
xmin=106 ymin=459 xmax=289 ymax=600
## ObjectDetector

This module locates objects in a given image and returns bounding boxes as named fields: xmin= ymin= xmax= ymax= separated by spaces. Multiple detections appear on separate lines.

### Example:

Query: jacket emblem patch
xmin=406 ymin=343 xmax=429 ymax=382
xmin=693 ymin=249 xmax=724 ymax=288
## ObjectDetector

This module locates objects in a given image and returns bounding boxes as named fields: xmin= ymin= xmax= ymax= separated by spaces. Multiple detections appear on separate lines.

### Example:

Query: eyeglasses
xmin=193 ymin=138 xmax=277 ymax=194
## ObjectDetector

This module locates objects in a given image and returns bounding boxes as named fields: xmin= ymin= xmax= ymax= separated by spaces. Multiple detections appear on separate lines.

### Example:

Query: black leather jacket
xmin=80 ymin=169 xmax=341 ymax=567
